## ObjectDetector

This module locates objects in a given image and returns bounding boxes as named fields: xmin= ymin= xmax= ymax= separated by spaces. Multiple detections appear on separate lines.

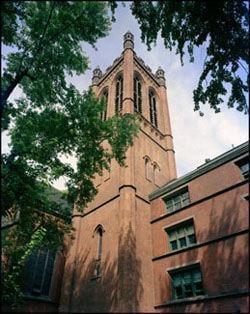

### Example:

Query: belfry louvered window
xmin=101 ymin=89 xmax=108 ymax=121
xmin=22 ymin=248 xmax=55 ymax=297
xmin=149 ymin=90 xmax=158 ymax=127
xmin=115 ymin=75 xmax=123 ymax=113
xmin=134 ymin=76 xmax=142 ymax=113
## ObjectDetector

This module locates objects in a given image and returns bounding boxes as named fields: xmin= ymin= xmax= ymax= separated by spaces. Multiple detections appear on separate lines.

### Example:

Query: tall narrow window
xmin=149 ymin=90 xmax=158 ymax=128
xmin=134 ymin=76 xmax=142 ymax=113
xmin=101 ymin=89 xmax=108 ymax=121
xmin=93 ymin=225 xmax=104 ymax=277
xmin=97 ymin=227 xmax=103 ymax=260
xmin=115 ymin=75 xmax=123 ymax=113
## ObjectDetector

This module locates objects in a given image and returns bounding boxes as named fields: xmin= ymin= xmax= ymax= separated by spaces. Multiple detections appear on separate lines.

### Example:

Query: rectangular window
xmin=169 ymin=265 xmax=204 ymax=300
xmin=164 ymin=188 xmax=190 ymax=213
xmin=236 ymin=158 xmax=249 ymax=179
xmin=166 ymin=219 xmax=196 ymax=251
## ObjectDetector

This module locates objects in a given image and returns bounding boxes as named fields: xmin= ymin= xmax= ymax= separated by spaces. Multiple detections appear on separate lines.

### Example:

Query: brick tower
xmin=59 ymin=32 xmax=177 ymax=313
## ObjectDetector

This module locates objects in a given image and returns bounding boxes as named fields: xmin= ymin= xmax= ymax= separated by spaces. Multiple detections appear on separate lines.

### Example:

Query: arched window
xmin=149 ymin=90 xmax=158 ymax=128
xmin=93 ymin=225 xmax=105 ymax=277
xmin=153 ymin=162 xmax=160 ymax=186
xmin=115 ymin=75 xmax=123 ymax=113
xmin=144 ymin=156 xmax=152 ymax=181
xmin=134 ymin=75 xmax=142 ymax=113
xmin=101 ymin=89 xmax=108 ymax=121
xmin=97 ymin=227 xmax=103 ymax=260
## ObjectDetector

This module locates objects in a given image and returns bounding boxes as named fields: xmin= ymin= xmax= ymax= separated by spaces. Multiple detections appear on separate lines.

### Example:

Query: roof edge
xmin=149 ymin=141 xmax=249 ymax=200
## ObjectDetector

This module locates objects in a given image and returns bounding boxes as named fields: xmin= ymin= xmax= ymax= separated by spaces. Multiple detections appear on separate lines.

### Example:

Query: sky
xmin=2 ymin=2 xmax=249 ymax=190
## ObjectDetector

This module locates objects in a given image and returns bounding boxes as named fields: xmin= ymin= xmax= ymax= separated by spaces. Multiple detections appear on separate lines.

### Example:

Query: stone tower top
xmin=155 ymin=66 xmax=166 ymax=86
xmin=123 ymin=30 xmax=134 ymax=50
xmin=92 ymin=66 xmax=102 ymax=85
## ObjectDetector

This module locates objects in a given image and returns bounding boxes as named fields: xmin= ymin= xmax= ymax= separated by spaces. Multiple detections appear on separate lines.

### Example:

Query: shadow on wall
xmin=159 ymin=187 xmax=249 ymax=313
xmin=68 ymin=223 xmax=143 ymax=313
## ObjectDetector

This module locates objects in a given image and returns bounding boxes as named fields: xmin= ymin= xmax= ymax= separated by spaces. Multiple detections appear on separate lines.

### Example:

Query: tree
xmin=1 ymin=2 xmax=139 ymax=308
xmin=1 ymin=0 xmax=139 ymax=220
xmin=129 ymin=0 xmax=249 ymax=115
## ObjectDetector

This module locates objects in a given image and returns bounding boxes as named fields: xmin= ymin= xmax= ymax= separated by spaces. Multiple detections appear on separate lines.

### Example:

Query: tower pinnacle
xmin=155 ymin=66 xmax=166 ymax=86
xmin=92 ymin=66 xmax=102 ymax=85
xmin=123 ymin=31 xmax=134 ymax=50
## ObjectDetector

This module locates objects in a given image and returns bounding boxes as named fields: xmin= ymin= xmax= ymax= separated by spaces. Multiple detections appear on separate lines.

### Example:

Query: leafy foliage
xmin=130 ymin=0 xmax=249 ymax=114
xmin=1 ymin=1 xmax=111 ymax=121
xmin=2 ymin=227 xmax=47 ymax=310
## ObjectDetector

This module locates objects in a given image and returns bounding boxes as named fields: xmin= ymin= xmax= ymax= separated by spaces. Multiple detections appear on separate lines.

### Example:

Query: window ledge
xmin=22 ymin=295 xmax=56 ymax=304
xmin=90 ymin=275 xmax=102 ymax=281
xmin=154 ymin=289 xmax=250 ymax=308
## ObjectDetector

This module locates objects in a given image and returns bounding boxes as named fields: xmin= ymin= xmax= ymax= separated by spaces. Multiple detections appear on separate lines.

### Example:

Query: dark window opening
xmin=115 ymin=75 xmax=123 ymax=113
xmin=149 ymin=90 xmax=158 ymax=128
xmin=134 ymin=76 xmax=142 ymax=113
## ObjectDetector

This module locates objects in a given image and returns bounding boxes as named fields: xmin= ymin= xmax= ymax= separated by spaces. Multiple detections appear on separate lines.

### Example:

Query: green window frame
xmin=170 ymin=265 xmax=204 ymax=300
xmin=167 ymin=219 xmax=196 ymax=251
xmin=164 ymin=188 xmax=190 ymax=213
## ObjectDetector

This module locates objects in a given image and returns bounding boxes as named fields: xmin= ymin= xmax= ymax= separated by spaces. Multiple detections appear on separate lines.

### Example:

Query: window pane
xmin=42 ymin=251 xmax=55 ymax=296
xmin=182 ymin=192 xmax=189 ymax=200
xmin=179 ymin=237 xmax=187 ymax=248
xmin=177 ymin=228 xmax=185 ymax=237
xmin=170 ymin=240 xmax=178 ymax=251
xmin=193 ymin=270 xmax=202 ymax=282
xmin=168 ymin=231 xmax=176 ymax=240
xmin=183 ymin=272 xmax=192 ymax=283
xmin=175 ymin=286 xmax=183 ymax=299
xmin=188 ymin=234 xmax=196 ymax=245
xmin=194 ymin=282 xmax=203 ymax=295
xmin=173 ymin=274 xmax=182 ymax=286
xmin=184 ymin=283 xmax=193 ymax=297
xmin=32 ymin=250 xmax=47 ymax=294
xmin=182 ymin=198 xmax=190 ymax=207
xmin=174 ymin=201 xmax=181 ymax=210
xmin=185 ymin=224 xmax=194 ymax=235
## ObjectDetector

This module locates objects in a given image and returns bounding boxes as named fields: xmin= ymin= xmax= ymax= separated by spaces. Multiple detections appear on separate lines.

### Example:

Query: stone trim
xmin=152 ymin=228 xmax=249 ymax=261
xmin=119 ymin=184 xmax=137 ymax=192
xmin=72 ymin=194 xmax=120 ymax=219
xmin=149 ymin=141 xmax=249 ymax=200
xmin=154 ymin=289 xmax=250 ymax=308
xmin=135 ymin=193 xmax=150 ymax=204
xmin=150 ymin=179 xmax=248 ymax=224
xmin=140 ymin=128 xmax=168 ymax=152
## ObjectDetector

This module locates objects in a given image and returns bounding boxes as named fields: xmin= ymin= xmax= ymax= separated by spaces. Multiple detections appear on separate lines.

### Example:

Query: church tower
xmin=60 ymin=32 xmax=177 ymax=313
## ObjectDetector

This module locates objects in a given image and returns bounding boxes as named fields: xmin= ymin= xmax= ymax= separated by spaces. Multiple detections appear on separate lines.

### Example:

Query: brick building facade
xmin=19 ymin=32 xmax=249 ymax=313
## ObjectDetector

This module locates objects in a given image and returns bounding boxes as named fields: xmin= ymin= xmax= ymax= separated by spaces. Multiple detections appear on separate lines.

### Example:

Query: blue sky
xmin=2 ymin=2 xmax=249 ymax=190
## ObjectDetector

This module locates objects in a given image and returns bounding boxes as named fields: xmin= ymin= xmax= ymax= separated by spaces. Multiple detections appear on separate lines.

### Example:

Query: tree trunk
xmin=1 ymin=68 xmax=28 ymax=110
